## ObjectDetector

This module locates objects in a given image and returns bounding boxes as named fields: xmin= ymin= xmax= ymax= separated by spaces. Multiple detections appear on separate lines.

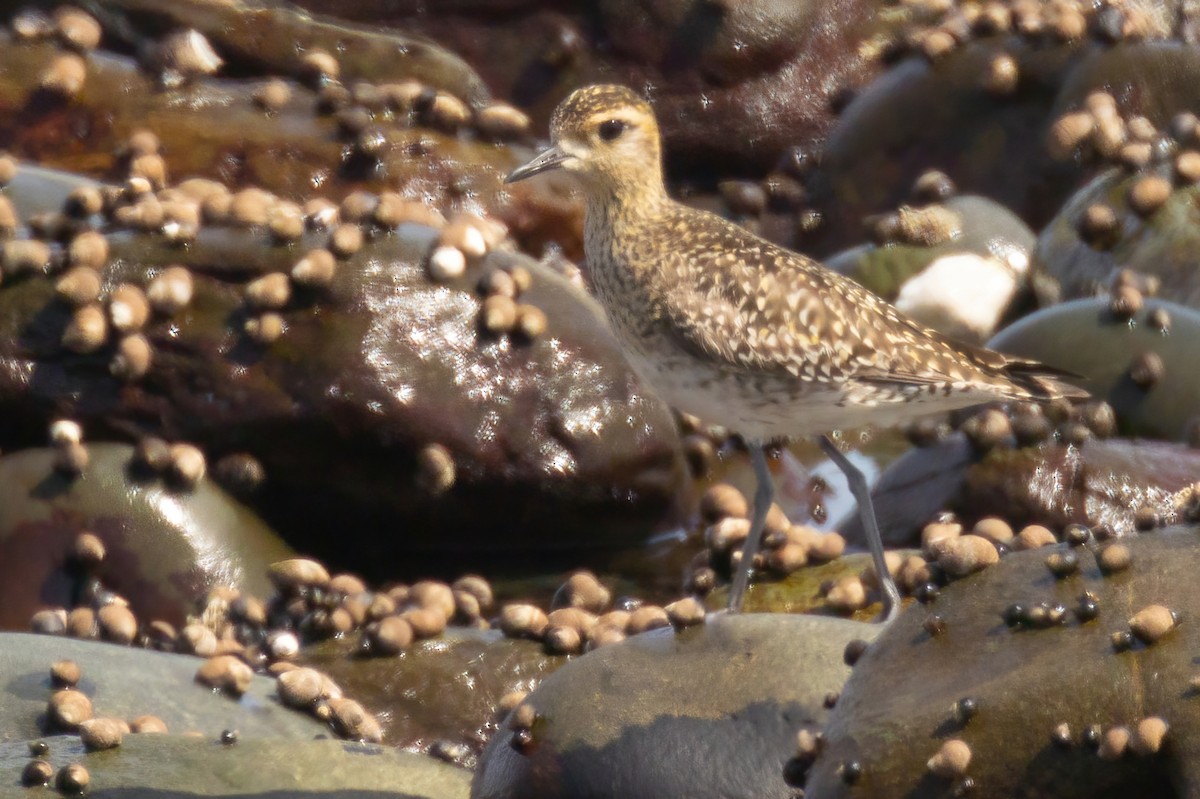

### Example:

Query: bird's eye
xmin=598 ymin=119 xmax=628 ymax=142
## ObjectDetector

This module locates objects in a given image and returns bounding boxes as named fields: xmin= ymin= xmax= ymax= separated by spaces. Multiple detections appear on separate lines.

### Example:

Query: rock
xmin=0 ymin=734 xmax=470 ymax=798
xmin=988 ymin=298 xmax=1200 ymax=442
xmin=827 ymin=196 xmax=1036 ymax=344
xmin=806 ymin=528 xmax=1200 ymax=798
xmin=472 ymin=612 xmax=876 ymax=799
xmin=0 ymin=633 xmax=328 ymax=741
xmin=299 ymin=629 xmax=562 ymax=758
xmin=0 ymin=214 xmax=685 ymax=570
xmin=1033 ymin=165 xmax=1200 ymax=311
xmin=304 ymin=0 xmax=885 ymax=175
xmin=813 ymin=39 xmax=1085 ymax=250
xmin=962 ymin=439 xmax=1200 ymax=539
xmin=0 ymin=444 xmax=292 ymax=630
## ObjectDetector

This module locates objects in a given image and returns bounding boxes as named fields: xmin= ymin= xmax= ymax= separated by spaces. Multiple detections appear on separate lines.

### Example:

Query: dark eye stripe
xmin=598 ymin=119 xmax=628 ymax=142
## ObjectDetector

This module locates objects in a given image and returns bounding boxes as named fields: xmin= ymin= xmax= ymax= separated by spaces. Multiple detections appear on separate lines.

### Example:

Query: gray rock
xmin=806 ymin=527 xmax=1200 ymax=798
xmin=0 ymin=444 xmax=292 ymax=630
xmin=472 ymin=613 xmax=877 ymax=799
xmin=0 ymin=633 xmax=324 ymax=741
xmin=0 ymin=734 xmax=470 ymax=798
xmin=988 ymin=298 xmax=1200 ymax=442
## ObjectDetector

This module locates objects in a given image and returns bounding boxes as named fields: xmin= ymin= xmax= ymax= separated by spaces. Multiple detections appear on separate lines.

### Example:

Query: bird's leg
xmin=726 ymin=445 xmax=773 ymax=613
xmin=818 ymin=435 xmax=901 ymax=623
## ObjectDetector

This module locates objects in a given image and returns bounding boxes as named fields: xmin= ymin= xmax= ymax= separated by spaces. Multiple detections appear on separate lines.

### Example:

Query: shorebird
xmin=507 ymin=84 xmax=1085 ymax=620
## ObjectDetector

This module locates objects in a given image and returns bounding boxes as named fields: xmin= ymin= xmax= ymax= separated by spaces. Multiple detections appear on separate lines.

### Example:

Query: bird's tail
xmin=998 ymin=358 xmax=1089 ymax=401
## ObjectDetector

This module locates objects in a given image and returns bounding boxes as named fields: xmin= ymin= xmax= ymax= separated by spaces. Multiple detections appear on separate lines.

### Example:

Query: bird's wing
xmin=654 ymin=214 xmax=1081 ymax=400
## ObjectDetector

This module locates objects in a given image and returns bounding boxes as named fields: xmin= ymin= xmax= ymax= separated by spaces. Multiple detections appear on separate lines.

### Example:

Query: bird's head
xmin=506 ymin=85 xmax=663 ymax=196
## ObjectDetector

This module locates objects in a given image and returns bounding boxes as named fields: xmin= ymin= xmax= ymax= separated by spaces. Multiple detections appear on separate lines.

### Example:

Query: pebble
xmin=544 ymin=624 xmax=583 ymax=654
xmin=54 ymin=441 xmax=90 ymax=475
xmin=158 ymin=29 xmax=223 ymax=82
xmin=626 ymin=605 xmax=670 ymax=634
xmin=56 ymin=267 xmax=103 ymax=306
xmin=71 ymin=530 xmax=105 ymax=563
xmin=67 ymin=230 xmax=109 ymax=270
xmin=1099 ymin=542 xmax=1128 ymax=573
xmin=61 ymin=304 xmax=108 ymax=353
xmin=938 ymin=535 xmax=999 ymax=577
xmin=51 ymin=659 xmax=81 ymax=687
xmin=927 ymin=738 xmax=971 ymax=779
xmin=177 ymin=624 xmax=217 ymax=656
xmin=1128 ymin=175 xmax=1172 ymax=217
xmin=499 ymin=603 xmax=549 ymax=639
xmin=21 ymin=759 xmax=53 ymax=787
xmin=129 ymin=714 xmax=168 ymax=733
xmin=451 ymin=568 xmax=494 ymax=607
xmin=1047 ymin=111 xmax=1094 ymax=160
xmin=825 ymin=576 xmax=868 ymax=614
xmin=291 ymin=249 xmax=337 ymax=288
xmin=665 ymin=597 xmax=706 ymax=627
xmin=254 ymin=79 xmax=292 ymax=113
xmin=245 ymin=313 xmax=285 ymax=344
xmin=1098 ymin=725 xmax=1130 ymax=759
xmin=299 ymin=49 xmax=340 ymax=84
xmin=3 ymin=239 xmax=52 ymax=275
xmin=277 ymin=667 xmax=326 ymax=709
xmin=168 ymin=442 xmax=207 ymax=487
xmin=195 ymin=654 xmax=254 ymax=695
xmin=31 ymin=608 xmax=68 ymax=635
xmin=515 ymin=304 xmax=548 ymax=340
xmin=1079 ymin=202 xmax=1118 ymax=247
xmin=109 ymin=284 xmax=151 ymax=333
xmin=416 ymin=443 xmax=455 ymax=494
xmin=0 ymin=195 xmax=17 ymax=234
xmin=48 ymin=689 xmax=93 ymax=729
xmin=1130 ymin=716 xmax=1169 ymax=755
xmin=245 ymin=272 xmax=291 ymax=311
xmin=56 ymin=763 xmax=90 ymax=794
xmin=40 ymin=53 xmax=87 ymax=97
xmin=79 ymin=717 xmax=126 ymax=751
xmin=269 ymin=558 xmax=331 ymax=591
xmin=1129 ymin=351 xmax=1165 ymax=389
xmin=329 ymin=223 xmax=364 ymax=258
xmin=98 ymin=603 xmax=138 ymax=644
xmin=428 ymin=245 xmax=466 ymax=282
xmin=328 ymin=697 xmax=382 ymax=742
xmin=65 ymin=607 xmax=97 ymax=638
xmin=1129 ymin=604 xmax=1177 ymax=644
xmin=475 ymin=103 xmax=531 ymax=140
xmin=921 ymin=521 xmax=963 ymax=558
xmin=552 ymin=571 xmax=611 ymax=614
xmin=707 ymin=517 xmax=750 ymax=552
xmin=1014 ymin=524 xmax=1057 ymax=550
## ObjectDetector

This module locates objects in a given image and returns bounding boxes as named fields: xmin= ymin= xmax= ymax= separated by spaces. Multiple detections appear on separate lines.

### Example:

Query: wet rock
xmin=0 ymin=38 xmax=507 ymax=210
xmin=0 ymin=734 xmax=470 ymax=798
xmin=827 ymin=195 xmax=1036 ymax=343
xmin=0 ymin=633 xmax=328 ymax=741
xmin=299 ymin=628 xmax=562 ymax=759
xmin=813 ymin=39 xmax=1087 ymax=250
xmin=962 ymin=438 xmax=1200 ymax=539
xmin=988 ymin=298 xmax=1200 ymax=441
xmin=807 ymin=528 xmax=1200 ymax=798
xmin=296 ymin=0 xmax=885 ymax=175
xmin=473 ymin=613 xmax=876 ymax=799
xmin=0 ymin=212 xmax=684 ymax=570
xmin=0 ymin=444 xmax=291 ymax=630
xmin=96 ymin=0 xmax=488 ymax=103
xmin=1033 ymin=165 xmax=1200 ymax=311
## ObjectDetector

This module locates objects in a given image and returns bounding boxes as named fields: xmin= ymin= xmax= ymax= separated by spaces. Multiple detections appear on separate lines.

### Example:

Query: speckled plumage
xmin=509 ymin=84 xmax=1086 ymax=617
xmin=540 ymin=85 xmax=1084 ymax=441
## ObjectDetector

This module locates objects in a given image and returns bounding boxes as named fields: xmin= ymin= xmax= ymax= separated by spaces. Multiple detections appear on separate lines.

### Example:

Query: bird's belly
xmin=620 ymin=333 xmax=992 ymax=442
